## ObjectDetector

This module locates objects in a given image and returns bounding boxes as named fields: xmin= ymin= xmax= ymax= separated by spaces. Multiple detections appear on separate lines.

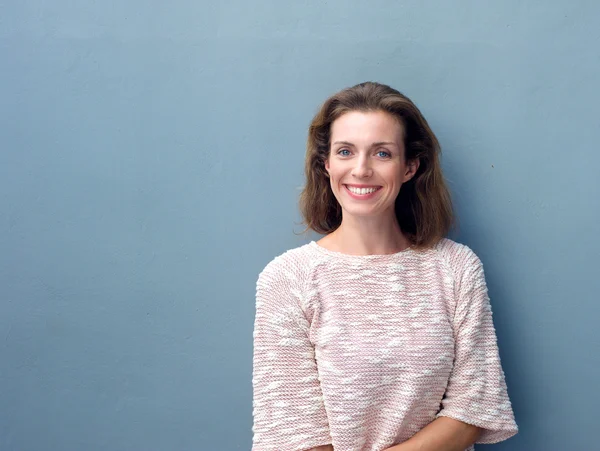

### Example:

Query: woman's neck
xmin=318 ymin=218 xmax=411 ymax=256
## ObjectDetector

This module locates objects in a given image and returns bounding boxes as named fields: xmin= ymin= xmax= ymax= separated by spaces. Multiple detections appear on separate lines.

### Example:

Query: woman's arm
xmin=385 ymin=417 xmax=481 ymax=451
xmin=252 ymin=259 xmax=333 ymax=450
xmin=389 ymin=244 xmax=518 ymax=451
xmin=304 ymin=418 xmax=479 ymax=451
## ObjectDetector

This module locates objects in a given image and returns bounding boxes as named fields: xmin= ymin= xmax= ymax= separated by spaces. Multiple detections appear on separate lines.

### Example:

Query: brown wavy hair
xmin=298 ymin=81 xmax=455 ymax=249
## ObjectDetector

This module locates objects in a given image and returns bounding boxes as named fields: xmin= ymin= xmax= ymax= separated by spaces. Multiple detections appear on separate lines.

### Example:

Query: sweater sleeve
xmin=251 ymin=257 xmax=332 ymax=451
xmin=435 ymin=246 xmax=518 ymax=444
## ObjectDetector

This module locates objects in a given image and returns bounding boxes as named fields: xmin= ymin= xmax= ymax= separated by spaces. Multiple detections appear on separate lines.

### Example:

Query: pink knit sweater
xmin=252 ymin=238 xmax=518 ymax=451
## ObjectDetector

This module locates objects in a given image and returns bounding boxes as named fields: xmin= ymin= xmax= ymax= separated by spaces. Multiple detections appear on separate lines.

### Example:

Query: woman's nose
xmin=352 ymin=156 xmax=373 ymax=178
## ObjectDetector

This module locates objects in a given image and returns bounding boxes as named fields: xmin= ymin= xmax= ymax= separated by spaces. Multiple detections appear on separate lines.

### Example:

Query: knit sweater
xmin=251 ymin=238 xmax=518 ymax=451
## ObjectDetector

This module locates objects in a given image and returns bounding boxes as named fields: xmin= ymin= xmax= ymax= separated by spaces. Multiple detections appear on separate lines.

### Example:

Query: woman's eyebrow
xmin=332 ymin=141 xmax=397 ymax=148
xmin=371 ymin=141 xmax=397 ymax=147
xmin=332 ymin=141 xmax=355 ymax=147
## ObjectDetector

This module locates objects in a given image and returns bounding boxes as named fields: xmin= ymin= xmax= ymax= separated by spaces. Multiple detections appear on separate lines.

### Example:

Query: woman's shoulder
xmin=257 ymin=242 xmax=316 ymax=286
xmin=433 ymin=237 xmax=484 ymax=271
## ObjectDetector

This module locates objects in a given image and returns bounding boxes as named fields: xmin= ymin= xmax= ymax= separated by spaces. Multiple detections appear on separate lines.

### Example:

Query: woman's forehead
xmin=331 ymin=110 xmax=404 ymax=144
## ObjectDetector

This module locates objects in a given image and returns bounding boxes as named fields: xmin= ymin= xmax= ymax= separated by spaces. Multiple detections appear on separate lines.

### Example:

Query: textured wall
xmin=1 ymin=1 xmax=598 ymax=450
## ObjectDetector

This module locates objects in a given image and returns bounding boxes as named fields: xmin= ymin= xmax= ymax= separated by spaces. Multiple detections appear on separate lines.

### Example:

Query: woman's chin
xmin=341 ymin=205 xmax=384 ymax=218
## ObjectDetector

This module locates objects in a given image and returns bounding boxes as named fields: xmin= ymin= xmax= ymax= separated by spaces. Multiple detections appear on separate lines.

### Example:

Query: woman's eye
xmin=336 ymin=149 xmax=390 ymax=158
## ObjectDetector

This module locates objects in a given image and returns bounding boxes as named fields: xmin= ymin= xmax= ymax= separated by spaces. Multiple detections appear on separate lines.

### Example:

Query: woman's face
xmin=325 ymin=110 xmax=419 ymax=220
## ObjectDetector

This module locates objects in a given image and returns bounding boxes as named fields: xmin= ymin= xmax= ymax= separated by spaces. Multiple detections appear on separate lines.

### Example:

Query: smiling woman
xmin=251 ymin=82 xmax=518 ymax=451
xmin=324 ymin=110 xmax=419 ymax=228
xmin=300 ymin=82 xmax=454 ymax=253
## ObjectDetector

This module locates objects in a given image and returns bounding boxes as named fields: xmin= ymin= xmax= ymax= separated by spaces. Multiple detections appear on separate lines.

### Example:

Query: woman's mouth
xmin=343 ymin=184 xmax=382 ymax=200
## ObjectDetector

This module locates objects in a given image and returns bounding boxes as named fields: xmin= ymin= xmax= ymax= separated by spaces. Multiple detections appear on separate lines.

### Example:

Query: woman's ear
xmin=324 ymin=158 xmax=330 ymax=177
xmin=404 ymin=158 xmax=420 ymax=182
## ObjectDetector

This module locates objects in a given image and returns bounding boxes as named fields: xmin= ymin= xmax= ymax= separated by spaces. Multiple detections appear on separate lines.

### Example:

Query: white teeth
xmin=346 ymin=185 xmax=379 ymax=195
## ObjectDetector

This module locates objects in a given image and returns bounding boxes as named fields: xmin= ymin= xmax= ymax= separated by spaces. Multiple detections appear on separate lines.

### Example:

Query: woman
xmin=252 ymin=82 xmax=518 ymax=451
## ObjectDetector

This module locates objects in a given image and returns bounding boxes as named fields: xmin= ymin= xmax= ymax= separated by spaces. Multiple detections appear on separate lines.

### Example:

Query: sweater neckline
xmin=308 ymin=240 xmax=416 ymax=260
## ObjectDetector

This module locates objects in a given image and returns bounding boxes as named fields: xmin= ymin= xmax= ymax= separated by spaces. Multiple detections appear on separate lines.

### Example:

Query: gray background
xmin=1 ymin=1 xmax=598 ymax=450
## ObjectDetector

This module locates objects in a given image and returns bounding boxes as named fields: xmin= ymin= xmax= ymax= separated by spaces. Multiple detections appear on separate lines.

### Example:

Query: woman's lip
xmin=343 ymin=184 xmax=382 ymax=199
